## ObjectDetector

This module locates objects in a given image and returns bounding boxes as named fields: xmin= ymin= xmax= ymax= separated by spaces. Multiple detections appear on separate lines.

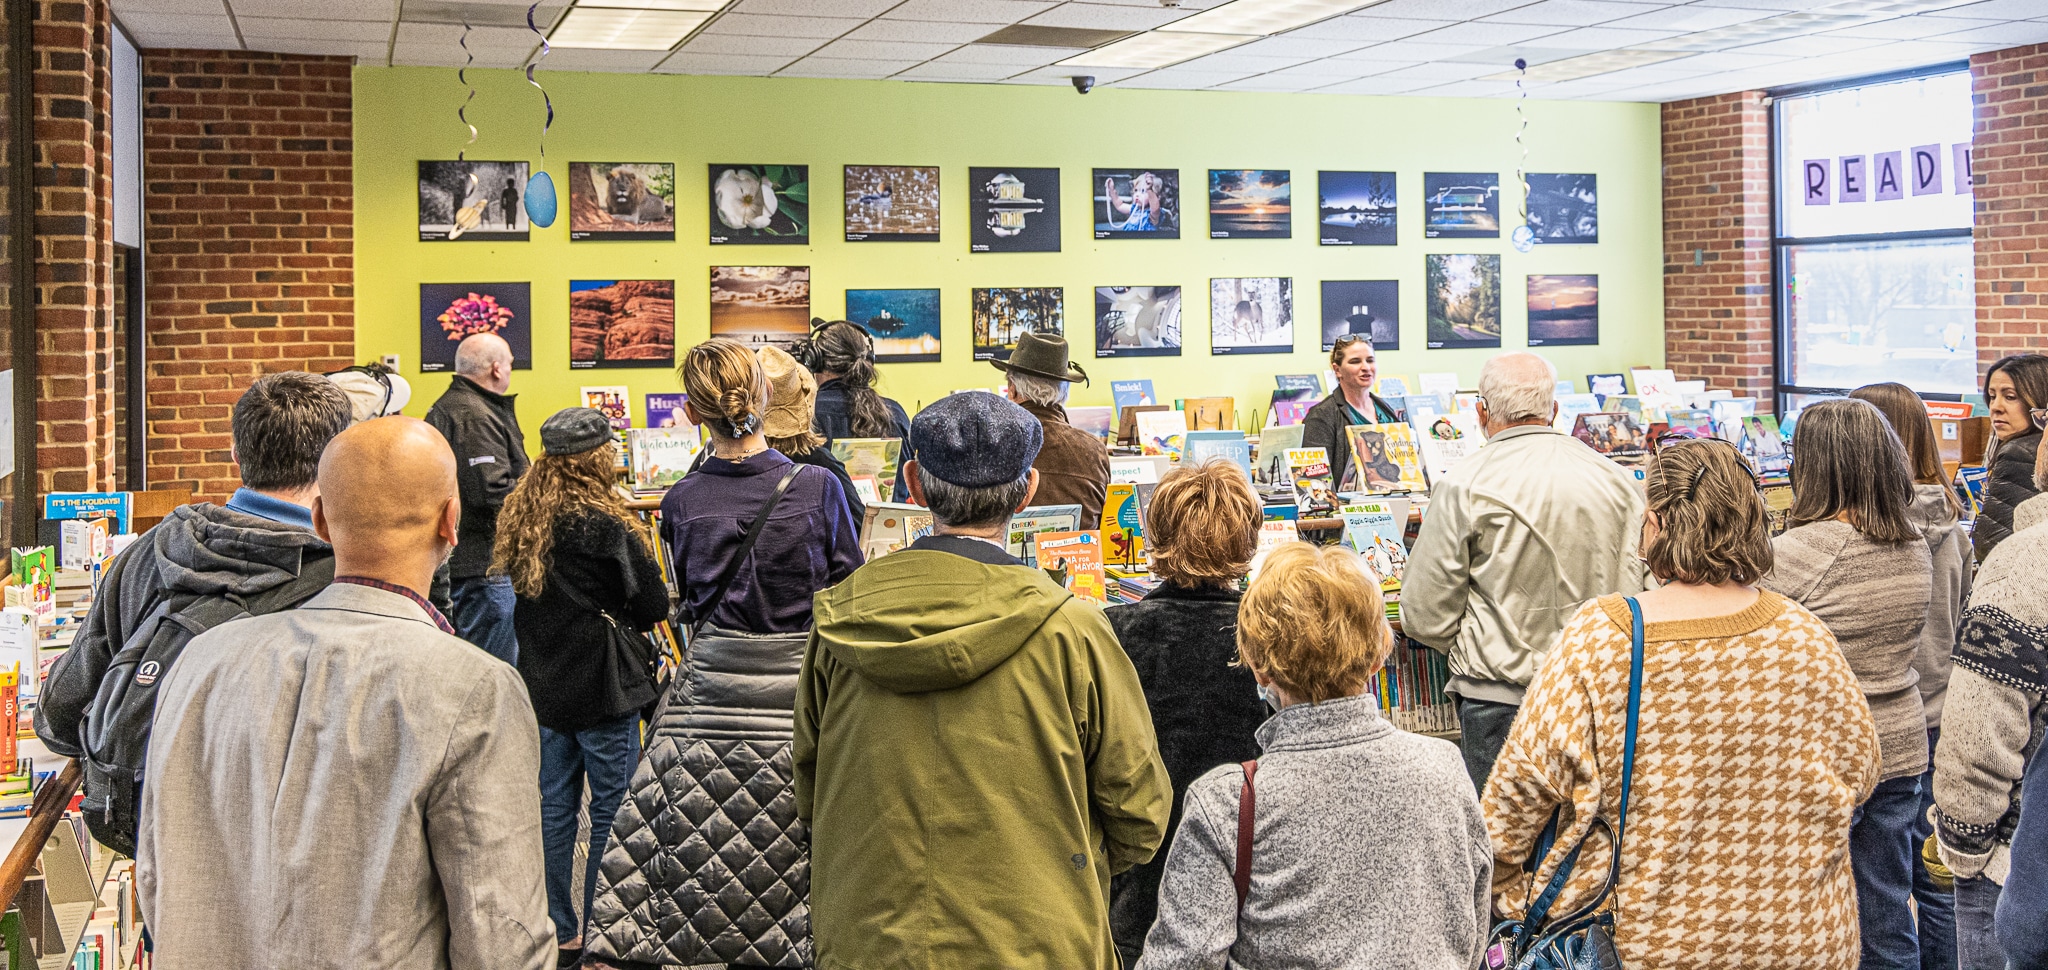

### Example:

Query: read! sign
xmin=1802 ymin=144 xmax=1971 ymax=205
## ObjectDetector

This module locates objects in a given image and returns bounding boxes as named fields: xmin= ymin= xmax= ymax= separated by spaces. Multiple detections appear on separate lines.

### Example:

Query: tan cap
xmin=757 ymin=345 xmax=818 ymax=440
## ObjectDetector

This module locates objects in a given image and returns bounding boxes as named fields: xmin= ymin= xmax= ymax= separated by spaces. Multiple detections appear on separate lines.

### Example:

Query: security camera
xmin=1071 ymin=75 xmax=1095 ymax=94
xmin=1160 ymin=0 xmax=1183 ymax=6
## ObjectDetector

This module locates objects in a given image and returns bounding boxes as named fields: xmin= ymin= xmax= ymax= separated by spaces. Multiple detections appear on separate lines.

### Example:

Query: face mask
xmin=1257 ymin=683 xmax=1280 ymax=712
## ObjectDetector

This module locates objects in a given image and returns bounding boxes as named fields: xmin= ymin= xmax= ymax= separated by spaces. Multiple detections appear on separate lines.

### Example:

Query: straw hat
xmin=757 ymin=345 xmax=818 ymax=439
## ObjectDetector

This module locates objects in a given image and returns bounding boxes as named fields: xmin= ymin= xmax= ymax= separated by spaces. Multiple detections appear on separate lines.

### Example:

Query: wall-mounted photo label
xmin=1318 ymin=171 xmax=1396 ymax=246
xmin=1093 ymin=168 xmax=1180 ymax=239
xmin=846 ymin=288 xmax=942 ymax=363
xmin=1210 ymin=277 xmax=1294 ymax=355
xmin=1209 ymin=169 xmax=1290 ymax=239
xmin=710 ymin=266 xmax=811 ymax=353
xmin=970 ymin=167 xmax=1060 ymax=253
xmin=1425 ymin=254 xmax=1502 ymax=349
xmin=419 ymin=161 xmax=530 ymax=241
xmin=1320 ymin=280 xmax=1399 ymax=351
xmin=1526 ymin=274 xmax=1599 ymax=347
xmin=1422 ymin=172 xmax=1500 ymax=239
xmin=845 ymin=165 xmax=940 ymax=242
xmin=1095 ymin=286 xmax=1182 ymax=358
xmin=568 ymin=162 xmax=674 ymax=240
xmin=973 ymin=287 xmax=1064 ymax=361
xmin=419 ymin=283 xmax=532 ymax=371
xmin=709 ymin=164 xmax=808 ymax=245
xmin=569 ymin=280 xmax=675 ymax=368
xmin=1523 ymin=174 xmax=1597 ymax=244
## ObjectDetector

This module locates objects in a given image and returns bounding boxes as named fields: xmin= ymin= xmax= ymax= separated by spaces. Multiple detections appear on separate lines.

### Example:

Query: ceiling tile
xmin=1525 ymin=24 xmax=1682 ymax=46
xmin=112 ymin=11 xmax=235 ymax=34
xmin=390 ymin=43 xmax=532 ymax=67
xmin=533 ymin=48 xmax=671 ymax=70
xmin=236 ymin=17 xmax=392 ymax=41
xmin=1601 ymin=4 xmax=1775 ymax=29
xmin=1310 ymin=74 xmax=1443 ymax=93
xmin=1023 ymin=2 xmax=1187 ymax=30
xmin=1661 ymin=49 xmax=1791 ymax=69
xmin=776 ymin=56 xmax=925 ymax=77
xmin=229 ymin=0 xmax=393 ymax=18
xmin=115 ymin=0 xmax=228 ymax=15
xmin=1330 ymin=38 xmax=1490 ymax=58
xmin=928 ymin=42 xmax=1081 ymax=63
xmin=1116 ymin=65 xmax=1259 ymax=86
xmin=1227 ymin=34 xmax=1374 ymax=56
xmin=243 ymin=37 xmax=390 ymax=58
xmin=1376 ymin=59 xmax=1496 ymax=78
xmin=1936 ymin=0 xmax=2048 ymax=18
xmin=1007 ymin=63 xmax=1152 ymax=82
xmin=1073 ymin=0 xmax=1225 ymax=7
xmin=893 ymin=60 xmax=1024 ymax=78
xmin=1216 ymin=73 xmax=1331 ymax=90
xmin=729 ymin=0 xmax=900 ymax=15
xmin=129 ymin=31 xmax=245 ymax=48
xmin=809 ymin=37 xmax=961 ymax=59
xmin=677 ymin=32 xmax=823 ymax=56
xmin=1407 ymin=77 xmax=1537 ymax=96
xmin=1824 ymin=14 xmax=1989 ymax=37
xmin=1169 ymin=50 xmax=1320 ymax=70
xmin=1484 ymin=0 xmax=1666 ymax=27
xmin=1259 ymin=58 xmax=1389 ymax=77
xmin=1281 ymin=13 xmax=1457 ymax=40
xmin=1727 ymin=33 xmax=1890 ymax=54
xmin=880 ymin=0 xmax=1063 ymax=23
xmin=394 ymin=23 xmax=537 ymax=49
xmin=699 ymin=13 xmax=865 ymax=38
xmin=1402 ymin=21 xmax=1569 ymax=44
xmin=841 ymin=19 xmax=998 ymax=42
xmin=1929 ymin=18 xmax=2048 ymax=42
xmin=1368 ymin=0 xmax=1558 ymax=18
xmin=654 ymin=50 xmax=797 ymax=73
xmin=1686 ymin=0 xmax=1830 ymax=9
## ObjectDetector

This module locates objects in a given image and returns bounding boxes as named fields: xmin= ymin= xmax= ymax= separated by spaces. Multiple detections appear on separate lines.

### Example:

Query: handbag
xmin=550 ymin=563 xmax=660 ymax=708
xmin=1485 ymin=596 xmax=1645 ymax=970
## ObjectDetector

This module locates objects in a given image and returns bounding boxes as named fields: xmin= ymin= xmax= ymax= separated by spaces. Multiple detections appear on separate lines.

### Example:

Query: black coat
xmin=1301 ymin=390 xmax=1405 ymax=493
xmin=1103 ymin=581 xmax=1267 ymax=965
xmin=424 ymin=375 xmax=530 ymax=578
xmin=1975 ymin=430 xmax=2041 ymax=562
xmin=511 ymin=509 xmax=669 ymax=731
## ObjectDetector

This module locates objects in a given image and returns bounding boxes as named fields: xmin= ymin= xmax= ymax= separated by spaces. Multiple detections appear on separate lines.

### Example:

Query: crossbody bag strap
xmin=1234 ymin=759 xmax=1259 ymax=913
xmin=550 ymin=566 xmax=620 ymax=627
xmin=1611 ymin=595 xmax=1646 ymax=883
xmin=689 ymin=463 xmax=805 ymax=643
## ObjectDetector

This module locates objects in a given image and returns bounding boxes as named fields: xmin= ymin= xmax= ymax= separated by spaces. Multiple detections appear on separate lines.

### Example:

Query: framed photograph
xmin=418 ymin=160 xmax=529 ymax=241
xmin=1318 ymin=171 xmax=1396 ymax=246
xmin=569 ymin=279 xmax=675 ymax=369
xmin=567 ymin=162 xmax=674 ymax=241
xmin=1208 ymin=169 xmax=1291 ymax=239
xmin=1320 ymin=280 xmax=1399 ymax=351
xmin=844 ymin=165 xmax=940 ymax=242
xmin=970 ymin=167 xmax=1060 ymax=253
xmin=1425 ymin=254 xmax=1503 ymax=349
xmin=1524 ymin=173 xmax=1598 ymax=243
xmin=1209 ymin=277 xmax=1294 ymax=356
xmin=1095 ymin=286 xmax=1182 ymax=358
xmin=1093 ymin=168 xmax=1180 ymax=239
xmin=972 ymin=287 xmax=1064 ymax=361
xmin=419 ymin=283 xmax=531 ymax=372
xmin=1422 ymin=172 xmax=1501 ymax=239
xmin=845 ymin=288 xmax=942 ymax=363
xmin=709 ymin=266 xmax=812 ymax=353
xmin=709 ymin=164 xmax=808 ymax=245
xmin=1526 ymin=274 xmax=1599 ymax=347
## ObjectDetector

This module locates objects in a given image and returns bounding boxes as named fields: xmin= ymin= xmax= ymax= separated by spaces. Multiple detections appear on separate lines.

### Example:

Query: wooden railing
xmin=0 ymin=760 xmax=83 ymax=914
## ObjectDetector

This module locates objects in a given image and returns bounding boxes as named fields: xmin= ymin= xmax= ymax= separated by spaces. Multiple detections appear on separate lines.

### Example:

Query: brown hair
xmin=1146 ymin=458 xmax=1262 ymax=587
xmin=1329 ymin=334 xmax=1372 ymax=371
xmin=1788 ymin=398 xmax=1920 ymax=543
xmin=1236 ymin=543 xmax=1388 ymax=703
xmin=1643 ymin=439 xmax=1774 ymax=586
xmin=811 ymin=320 xmax=896 ymax=439
xmin=491 ymin=442 xmax=653 ymax=598
xmin=1850 ymin=382 xmax=1959 ymax=515
xmin=681 ymin=338 xmax=769 ymax=441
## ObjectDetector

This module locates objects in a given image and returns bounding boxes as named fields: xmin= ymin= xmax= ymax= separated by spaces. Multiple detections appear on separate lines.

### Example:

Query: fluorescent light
xmin=1481 ymin=50 xmax=1693 ymax=82
xmin=578 ymin=0 xmax=727 ymax=9
xmin=1059 ymin=30 xmax=1257 ymax=68
xmin=1165 ymin=0 xmax=1385 ymax=36
xmin=548 ymin=6 xmax=710 ymax=48
xmin=1639 ymin=0 xmax=1973 ymax=51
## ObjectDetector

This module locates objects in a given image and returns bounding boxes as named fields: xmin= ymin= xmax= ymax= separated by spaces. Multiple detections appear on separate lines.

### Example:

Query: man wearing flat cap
xmin=794 ymin=391 xmax=1171 ymax=970
xmin=995 ymin=331 xmax=1112 ymax=524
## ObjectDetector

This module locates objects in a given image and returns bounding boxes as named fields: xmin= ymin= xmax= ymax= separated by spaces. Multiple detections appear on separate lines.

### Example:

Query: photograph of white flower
xmin=709 ymin=164 xmax=808 ymax=245
xmin=569 ymin=162 xmax=674 ymax=241
xmin=845 ymin=165 xmax=940 ymax=242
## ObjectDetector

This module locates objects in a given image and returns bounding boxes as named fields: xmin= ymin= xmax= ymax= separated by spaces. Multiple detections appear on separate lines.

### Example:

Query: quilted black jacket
xmin=585 ymin=626 xmax=812 ymax=968
xmin=1974 ymin=429 xmax=2040 ymax=562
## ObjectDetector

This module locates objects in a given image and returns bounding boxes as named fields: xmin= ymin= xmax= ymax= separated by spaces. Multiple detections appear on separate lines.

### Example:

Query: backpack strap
xmin=689 ymin=463 xmax=804 ymax=643
xmin=1234 ymin=759 xmax=1258 ymax=913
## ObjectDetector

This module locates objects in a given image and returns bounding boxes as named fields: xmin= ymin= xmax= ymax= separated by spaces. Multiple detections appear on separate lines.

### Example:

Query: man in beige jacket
xmin=1403 ymin=352 xmax=1646 ymax=792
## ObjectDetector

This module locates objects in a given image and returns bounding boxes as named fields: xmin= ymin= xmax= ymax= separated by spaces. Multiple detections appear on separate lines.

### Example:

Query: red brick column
xmin=1661 ymin=90 xmax=1775 ymax=410
xmin=1970 ymin=44 xmax=2048 ymax=367
xmin=141 ymin=50 xmax=353 ymax=502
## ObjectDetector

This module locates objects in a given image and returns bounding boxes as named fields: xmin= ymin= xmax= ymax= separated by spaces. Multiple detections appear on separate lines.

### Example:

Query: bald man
xmin=136 ymin=417 xmax=552 ymax=970
xmin=425 ymin=332 xmax=530 ymax=665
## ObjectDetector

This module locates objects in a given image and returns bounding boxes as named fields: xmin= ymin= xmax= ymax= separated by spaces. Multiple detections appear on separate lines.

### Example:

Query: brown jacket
xmin=1022 ymin=401 xmax=1111 ymax=524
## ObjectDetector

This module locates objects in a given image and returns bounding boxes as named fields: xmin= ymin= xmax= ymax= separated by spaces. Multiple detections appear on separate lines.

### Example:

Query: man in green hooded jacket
xmin=796 ymin=390 xmax=1172 ymax=970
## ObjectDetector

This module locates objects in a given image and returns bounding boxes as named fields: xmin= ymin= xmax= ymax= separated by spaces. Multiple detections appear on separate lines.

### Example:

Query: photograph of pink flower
xmin=418 ymin=282 xmax=532 ymax=372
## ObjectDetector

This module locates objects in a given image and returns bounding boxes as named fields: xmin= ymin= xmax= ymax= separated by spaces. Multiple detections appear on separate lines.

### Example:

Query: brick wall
xmin=142 ymin=50 xmax=353 ymax=502
xmin=1660 ymin=90 xmax=1775 ymax=410
xmin=1970 ymin=44 xmax=2048 ymax=367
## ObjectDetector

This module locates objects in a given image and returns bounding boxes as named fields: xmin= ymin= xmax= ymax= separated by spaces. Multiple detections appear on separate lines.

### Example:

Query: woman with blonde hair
xmin=491 ymin=407 xmax=670 ymax=968
xmin=1137 ymin=542 xmax=1490 ymax=968
xmin=1486 ymin=439 xmax=1879 ymax=966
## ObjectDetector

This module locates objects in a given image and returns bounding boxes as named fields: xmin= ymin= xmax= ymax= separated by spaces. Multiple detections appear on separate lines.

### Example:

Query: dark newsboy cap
xmin=910 ymin=391 xmax=1043 ymax=489
xmin=540 ymin=407 xmax=613 ymax=456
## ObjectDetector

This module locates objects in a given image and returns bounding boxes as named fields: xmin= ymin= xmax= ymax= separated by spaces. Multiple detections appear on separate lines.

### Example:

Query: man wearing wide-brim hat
xmin=993 ymin=332 xmax=1112 ymax=524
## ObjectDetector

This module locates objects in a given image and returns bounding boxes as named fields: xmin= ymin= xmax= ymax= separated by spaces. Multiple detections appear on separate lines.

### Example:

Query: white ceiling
xmin=111 ymin=0 xmax=2048 ymax=101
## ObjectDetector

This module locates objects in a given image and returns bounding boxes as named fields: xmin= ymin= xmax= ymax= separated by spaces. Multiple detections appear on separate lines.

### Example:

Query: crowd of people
xmin=25 ymin=330 xmax=2048 ymax=970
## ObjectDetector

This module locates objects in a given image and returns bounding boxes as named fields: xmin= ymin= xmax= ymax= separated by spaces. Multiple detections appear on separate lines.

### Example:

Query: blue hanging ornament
xmin=522 ymin=1 xmax=557 ymax=228
xmin=526 ymin=169 xmax=556 ymax=227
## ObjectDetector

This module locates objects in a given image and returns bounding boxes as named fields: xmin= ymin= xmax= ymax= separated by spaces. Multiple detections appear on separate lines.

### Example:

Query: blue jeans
xmin=1455 ymin=696 xmax=1519 ymax=794
xmin=540 ymin=712 xmax=641 ymax=945
xmin=449 ymin=574 xmax=518 ymax=665
xmin=1854 ymin=774 xmax=1924 ymax=970
xmin=1913 ymin=729 xmax=1956 ymax=970
xmin=1955 ymin=875 xmax=2005 ymax=970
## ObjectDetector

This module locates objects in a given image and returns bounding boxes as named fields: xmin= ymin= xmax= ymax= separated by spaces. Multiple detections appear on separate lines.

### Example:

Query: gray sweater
xmin=1906 ymin=484 xmax=1973 ymax=730
xmin=1765 ymin=520 xmax=1934 ymax=781
xmin=1136 ymin=696 xmax=1491 ymax=970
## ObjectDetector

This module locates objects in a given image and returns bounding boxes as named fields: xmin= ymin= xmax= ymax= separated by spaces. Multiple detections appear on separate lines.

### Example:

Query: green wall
xmin=354 ymin=66 xmax=1663 ymax=437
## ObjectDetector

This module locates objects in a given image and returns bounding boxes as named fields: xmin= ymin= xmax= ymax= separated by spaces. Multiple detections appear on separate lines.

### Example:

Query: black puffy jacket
xmin=1975 ymin=429 xmax=2041 ymax=562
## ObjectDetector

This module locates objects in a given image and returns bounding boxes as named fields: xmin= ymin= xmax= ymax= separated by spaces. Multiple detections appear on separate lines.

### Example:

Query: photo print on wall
xmin=845 ymin=288 xmax=943 ymax=363
xmin=1320 ymin=280 xmax=1400 ymax=351
xmin=1210 ymin=277 xmax=1295 ymax=355
xmin=710 ymin=266 xmax=812 ymax=353
xmin=419 ymin=283 xmax=532 ymax=372
xmin=567 ymin=162 xmax=674 ymax=241
xmin=709 ymin=164 xmax=808 ymax=245
xmin=1524 ymin=174 xmax=1598 ymax=244
xmin=1318 ymin=171 xmax=1397 ymax=246
xmin=1422 ymin=172 xmax=1501 ymax=239
xmin=970 ymin=167 xmax=1060 ymax=253
xmin=569 ymin=280 xmax=675 ymax=369
xmin=973 ymin=287 xmax=1064 ymax=361
xmin=1209 ymin=169 xmax=1291 ymax=239
xmin=1095 ymin=286 xmax=1183 ymax=358
xmin=418 ymin=161 xmax=530 ymax=242
xmin=1094 ymin=168 xmax=1180 ymax=239
xmin=845 ymin=165 xmax=940 ymax=242
xmin=1526 ymin=274 xmax=1599 ymax=347
xmin=1425 ymin=254 xmax=1503 ymax=349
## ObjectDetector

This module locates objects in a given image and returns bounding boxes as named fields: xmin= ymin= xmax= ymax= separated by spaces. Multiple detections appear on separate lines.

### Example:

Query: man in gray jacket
xmin=1402 ymin=352 xmax=1646 ymax=791
xmin=137 ymin=417 xmax=552 ymax=970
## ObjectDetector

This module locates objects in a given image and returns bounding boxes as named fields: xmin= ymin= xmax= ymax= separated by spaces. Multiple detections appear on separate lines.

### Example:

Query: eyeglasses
xmin=2033 ymin=406 xmax=2047 ymax=430
xmin=1653 ymin=434 xmax=1762 ymax=492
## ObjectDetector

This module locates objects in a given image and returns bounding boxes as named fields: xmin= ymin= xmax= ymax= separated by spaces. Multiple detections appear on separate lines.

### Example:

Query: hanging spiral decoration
xmin=522 ymin=1 xmax=559 ymax=227
xmin=446 ymin=19 xmax=485 ymax=240
xmin=1510 ymin=58 xmax=1535 ymax=253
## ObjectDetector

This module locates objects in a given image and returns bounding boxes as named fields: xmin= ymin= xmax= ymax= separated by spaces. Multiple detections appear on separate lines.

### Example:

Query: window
xmin=1773 ymin=67 xmax=1976 ymax=406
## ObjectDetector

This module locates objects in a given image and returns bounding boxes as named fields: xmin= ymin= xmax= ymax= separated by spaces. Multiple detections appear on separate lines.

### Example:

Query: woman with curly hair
xmin=491 ymin=407 xmax=670 ymax=969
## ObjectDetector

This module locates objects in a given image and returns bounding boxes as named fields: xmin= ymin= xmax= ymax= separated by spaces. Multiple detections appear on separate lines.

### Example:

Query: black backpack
xmin=76 ymin=556 xmax=335 ymax=857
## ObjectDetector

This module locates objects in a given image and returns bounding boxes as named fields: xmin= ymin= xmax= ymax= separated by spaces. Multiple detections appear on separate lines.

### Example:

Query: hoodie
xmin=36 ymin=503 xmax=333 ymax=759
xmin=1905 ymin=483 xmax=1973 ymax=730
xmin=793 ymin=544 xmax=1172 ymax=970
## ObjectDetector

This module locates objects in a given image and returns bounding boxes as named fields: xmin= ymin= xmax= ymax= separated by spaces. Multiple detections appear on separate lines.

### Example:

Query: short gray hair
xmin=1477 ymin=352 xmax=1557 ymax=425
xmin=919 ymin=465 xmax=1032 ymax=530
xmin=454 ymin=334 xmax=512 ymax=378
xmin=1008 ymin=372 xmax=1068 ymax=408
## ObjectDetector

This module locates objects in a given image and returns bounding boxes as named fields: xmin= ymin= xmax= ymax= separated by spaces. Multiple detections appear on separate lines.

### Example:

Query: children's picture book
xmin=1183 ymin=396 xmax=1234 ymax=431
xmin=645 ymin=392 xmax=689 ymax=429
xmin=1631 ymin=368 xmax=1679 ymax=399
xmin=1007 ymin=504 xmax=1083 ymax=566
xmin=1346 ymin=423 xmax=1428 ymax=494
xmin=1112 ymin=379 xmax=1156 ymax=412
xmin=1250 ymin=519 xmax=1301 ymax=578
xmin=580 ymin=386 xmax=631 ymax=429
xmin=1255 ymin=423 xmax=1306 ymax=486
xmin=1709 ymin=396 xmax=1758 ymax=440
xmin=1068 ymin=405 xmax=1116 ymax=441
xmin=0 ymin=608 xmax=34 ymax=702
xmin=6 ymin=548 xmax=53 ymax=623
xmin=848 ymin=476 xmax=882 ymax=506
xmin=1739 ymin=414 xmax=1791 ymax=477
xmin=1286 ymin=447 xmax=1337 ymax=516
xmin=1276 ymin=373 xmax=1323 ymax=394
xmin=1417 ymin=372 xmax=1461 ymax=411
xmin=1604 ymin=395 xmax=1644 ymax=421
xmin=1572 ymin=412 xmax=1651 ymax=456
xmin=1270 ymin=396 xmax=1316 ymax=427
xmin=1587 ymin=372 xmax=1627 ymax=401
xmin=626 ymin=426 xmax=702 ymax=493
xmin=1376 ymin=376 xmax=1410 ymax=399
xmin=1184 ymin=430 xmax=1253 ymax=480
xmin=1110 ymin=455 xmax=1172 ymax=485
xmin=1454 ymin=392 xmax=1483 ymax=415
xmin=860 ymin=502 xmax=933 ymax=560
xmin=44 ymin=492 xmax=132 ymax=535
xmin=1101 ymin=484 xmax=1146 ymax=567
xmin=1136 ymin=409 xmax=1189 ymax=460
xmin=1553 ymin=393 xmax=1603 ymax=433
xmin=1414 ymin=412 xmax=1483 ymax=484
xmin=1339 ymin=501 xmax=1408 ymax=591
xmin=1662 ymin=407 xmax=1714 ymax=440
xmin=830 ymin=438 xmax=904 ymax=492
xmin=1402 ymin=394 xmax=1444 ymax=423
xmin=1036 ymin=531 xmax=1108 ymax=603
xmin=58 ymin=517 xmax=110 ymax=572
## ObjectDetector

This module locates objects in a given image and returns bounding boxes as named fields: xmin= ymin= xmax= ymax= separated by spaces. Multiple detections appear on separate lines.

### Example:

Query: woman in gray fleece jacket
xmin=1138 ymin=543 xmax=1491 ymax=970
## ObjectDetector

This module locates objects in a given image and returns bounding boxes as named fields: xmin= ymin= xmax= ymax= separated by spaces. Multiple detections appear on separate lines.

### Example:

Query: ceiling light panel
xmin=1166 ymin=0 xmax=1387 ymax=36
xmin=550 ymin=6 xmax=711 ymax=48
xmin=1479 ymin=48 xmax=1692 ymax=80
xmin=1058 ymin=28 xmax=1257 ymax=66
xmin=578 ymin=0 xmax=726 ymax=9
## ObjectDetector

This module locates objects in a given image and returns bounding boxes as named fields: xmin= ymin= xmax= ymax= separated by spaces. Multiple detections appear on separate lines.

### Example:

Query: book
xmin=1662 ymin=407 xmax=1715 ymax=440
xmin=1109 ymin=455 xmax=1171 ymax=485
xmin=0 ymin=608 xmax=32 ymax=703
xmin=1286 ymin=448 xmax=1337 ymax=517
xmin=859 ymin=502 xmax=933 ymax=560
xmin=1276 ymin=373 xmax=1323 ymax=394
xmin=1184 ymin=430 xmax=1253 ymax=480
xmin=1631 ymin=368 xmax=1679 ymax=400
xmin=1417 ymin=372 xmax=1461 ymax=411
xmin=0 ymin=670 xmax=16 ymax=776
xmin=1709 ymin=397 xmax=1757 ymax=441
xmin=1414 ymin=412 xmax=1483 ymax=484
xmin=830 ymin=438 xmax=904 ymax=493
xmin=1339 ymin=501 xmax=1408 ymax=591
xmin=1254 ymin=424 xmax=1305 ymax=486
xmin=1111 ymin=379 xmax=1156 ymax=412
xmin=1183 ymin=396 xmax=1234 ymax=431
xmin=1346 ymin=424 xmax=1428 ymax=494
xmin=1738 ymin=414 xmax=1790 ymax=477
xmin=625 ymin=426 xmax=702 ymax=493
xmin=44 ymin=492 xmax=131 ymax=535
xmin=1376 ymin=376 xmax=1410 ymax=399
xmin=1403 ymin=394 xmax=1445 ymax=423
xmin=1454 ymin=392 xmax=1483 ymax=415
xmin=1118 ymin=404 xmax=1171 ymax=445
xmin=644 ymin=392 xmax=690 ymax=429
xmin=1100 ymin=484 xmax=1145 ymax=567
xmin=1035 ymin=531 xmax=1108 ymax=603
xmin=1572 ymin=412 xmax=1651 ymax=456
xmin=59 ymin=517 xmax=110 ymax=571
xmin=848 ymin=476 xmax=882 ymax=505
xmin=1250 ymin=519 xmax=1301 ymax=578
xmin=581 ymin=386 xmax=632 ymax=429
xmin=1067 ymin=405 xmax=1116 ymax=441
xmin=1553 ymin=393 xmax=1603 ymax=433
xmin=1136 ymin=409 xmax=1189 ymax=460
xmin=1604 ymin=395 xmax=1644 ymax=421
xmin=1270 ymin=397 xmax=1316 ymax=427
xmin=1006 ymin=504 xmax=1083 ymax=566
xmin=7 ymin=548 xmax=52 ymax=623
xmin=1586 ymin=372 xmax=1628 ymax=401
